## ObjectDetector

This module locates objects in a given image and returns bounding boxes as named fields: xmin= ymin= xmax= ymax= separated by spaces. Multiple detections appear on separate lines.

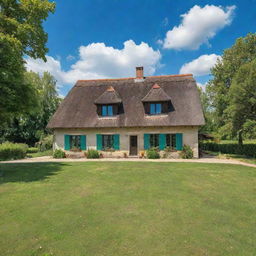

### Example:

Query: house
xmin=47 ymin=67 xmax=205 ymax=158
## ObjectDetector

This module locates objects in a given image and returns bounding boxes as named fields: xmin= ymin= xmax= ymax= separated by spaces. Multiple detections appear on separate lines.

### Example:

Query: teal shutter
xmin=144 ymin=134 xmax=150 ymax=150
xmin=159 ymin=134 xmax=166 ymax=150
xmin=96 ymin=134 xmax=102 ymax=150
xmin=80 ymin=135 xmax=86 ymax=150
xmin=64 ymin=135 xmax=70 ymax=150
xmin=113 ymin=134 xmax=120 ymax=150
xmin=176 ymin=133 xmax=183 ymax=150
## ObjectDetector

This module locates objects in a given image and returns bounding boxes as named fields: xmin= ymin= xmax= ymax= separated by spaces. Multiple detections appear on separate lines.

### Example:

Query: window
xmin=102 ymin=135 xmax=114 ymax=150
xmin=102 ymin=105 xmax=113 ymax=116
xmin=70 ymin=135 xmax=81 ymax=150
xmin=150 ymin=103 xmax=162 ymax=115
xmin=166 ymin=134 xmax=176 ymax=149
xmin=150 ymin=134 xmax=159 ymax=148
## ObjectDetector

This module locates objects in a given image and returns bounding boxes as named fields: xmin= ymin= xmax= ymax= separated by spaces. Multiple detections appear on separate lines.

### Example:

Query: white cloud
xmin=163 ymin=5 xmax=236 ymax=50
xmin=179 ymin=54 xmax=221 ymax=76
xmin=25 ymin=55 xmax=65 ymax=85
xmin=25 ymin=40 xmax=161 ymax=87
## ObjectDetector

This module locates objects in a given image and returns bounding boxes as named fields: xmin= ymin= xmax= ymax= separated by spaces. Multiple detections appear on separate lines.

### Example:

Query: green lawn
xmin=220 ymin=139 xmax=256 ymax=144
xmin=26 ymin=149 xmax=53 ymax=158
xmin=0 ymin=162 xmax=255 ymax=256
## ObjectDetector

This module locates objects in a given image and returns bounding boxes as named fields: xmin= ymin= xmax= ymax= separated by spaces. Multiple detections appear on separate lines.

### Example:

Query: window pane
xmin=102 ymin=106 xmax=107 ymax=116
xmin=150 ymin=134 xmax=154 ymax=147
xmin=156 ymin=103 xmax=162 ymax=114
xmin=150 ymin=134 xmax=159 ymax=147
xmin=70 ymin=135 xmax=81 ymax=149
xmin=108 ymin=105 xmax=113 ymax=116
xmin=150 ymin=104 xmax=155 ymax=114
xmin=166 ymin=134 xmax=170 ymax=147
xmin=102 ymin=135 xmax=114 ymax=149
xmin=171 ymin=134 xmax=176 ymax=149
xmin=166 ymin=134 xmax=176 ymax=149
xmin=155 ymin=134 xmax=159 ymax=147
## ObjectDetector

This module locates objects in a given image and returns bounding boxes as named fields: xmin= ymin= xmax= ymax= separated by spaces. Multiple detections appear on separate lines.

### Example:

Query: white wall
xmin=54 ymin=126 xmax=199 ymax=158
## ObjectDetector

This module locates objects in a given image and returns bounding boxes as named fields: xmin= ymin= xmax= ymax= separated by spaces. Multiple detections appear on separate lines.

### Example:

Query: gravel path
xmin=1 ymin=156 xmax=256 ymax=168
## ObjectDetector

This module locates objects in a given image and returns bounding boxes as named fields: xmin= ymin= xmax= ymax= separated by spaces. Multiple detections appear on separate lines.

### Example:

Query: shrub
xmin=146 ymin=148 xmax=160 ymax=159
xmin=0 ymin=142 xmax=28 ymax=160
xmin=200 ymin=142 xmax=256 ymax=158
xmin=36 ymin=135 xmax=53 ymax=152
xmin=27 ymin=147 xmax=39 ymax=153
xmin=53 ymin=149 xmax=66 ymax=158
xmin=86 ymin=149 xmax=100 ymax=159
xmin=180 ymin=145 xmax=193 ymax=159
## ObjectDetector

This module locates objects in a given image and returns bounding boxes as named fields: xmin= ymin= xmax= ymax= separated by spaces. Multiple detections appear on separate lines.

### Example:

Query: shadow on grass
xmin=0 ymin=162 xmax=68 ymax=184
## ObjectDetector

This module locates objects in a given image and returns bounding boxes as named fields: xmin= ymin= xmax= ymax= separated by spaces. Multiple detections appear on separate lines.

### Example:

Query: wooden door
xmin=130 ymin=136 xmax=138 ymax=155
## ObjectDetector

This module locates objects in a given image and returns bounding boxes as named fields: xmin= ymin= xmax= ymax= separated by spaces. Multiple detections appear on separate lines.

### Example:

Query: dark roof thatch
xmin=142 ymin=83 xmax=171 ymax=102
xmin=47 ymin=74 xmax=205 ymax=128
xmin=94 ymin=86 xmax=122 ymax=104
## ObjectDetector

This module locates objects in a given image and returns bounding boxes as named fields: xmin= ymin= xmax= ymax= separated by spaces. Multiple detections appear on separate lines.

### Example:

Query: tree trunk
xmin=238 ymin=130 xmax=243 ymax=146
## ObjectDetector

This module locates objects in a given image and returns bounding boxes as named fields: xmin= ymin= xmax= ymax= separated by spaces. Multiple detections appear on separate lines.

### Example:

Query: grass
xmin=26 ymin=150 xmax=52 ymax=158
xmin=0 ymin=162 xmax=255 ymax=256
xmin=220 ymin=139 xmax=256 ymax=144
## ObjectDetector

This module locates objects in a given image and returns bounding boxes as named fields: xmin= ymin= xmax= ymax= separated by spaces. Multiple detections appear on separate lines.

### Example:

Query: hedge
xmin=200 ymin=142 xmax=256 ymax=158
xmin=27 ymin=147 xmax=39 ymax=153
xmin=0 ymin=142 xmax=28 ymax=161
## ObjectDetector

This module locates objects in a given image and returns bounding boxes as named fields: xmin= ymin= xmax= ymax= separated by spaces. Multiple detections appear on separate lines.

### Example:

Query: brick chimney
xmin=136 ymin=67 xmax=144 ymax=79
xmin=135 ymin=67 xmax=144 ymax=82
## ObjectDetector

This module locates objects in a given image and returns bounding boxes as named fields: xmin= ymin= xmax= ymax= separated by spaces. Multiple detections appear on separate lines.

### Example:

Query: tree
xmin=198 ymin=86 xmax=216 ymax=134
xmin=225 ymin=60 xmax=256 ymax=144
xmin=2 ymin=71 xmax=62 ymax=146
xmin=0 ymin=0 xmax=55 ymax=123
xmin=207 ymin=33 xmax=256 ymax=141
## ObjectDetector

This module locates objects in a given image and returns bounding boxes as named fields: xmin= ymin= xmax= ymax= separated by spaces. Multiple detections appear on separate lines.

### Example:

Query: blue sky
xmin=25 ymin=0 xmax=256 ymax=96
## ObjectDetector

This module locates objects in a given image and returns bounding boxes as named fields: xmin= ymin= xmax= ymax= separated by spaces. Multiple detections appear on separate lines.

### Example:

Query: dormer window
xmin=94 ymin=86 xmax=123 ymax=117
xmin=102 ymin=105 xmax=114 ymax=116
xmin=150 ymin=103 xmax=162 ymax=115
xmin=142 ymin=84 xmax=173 ymax=115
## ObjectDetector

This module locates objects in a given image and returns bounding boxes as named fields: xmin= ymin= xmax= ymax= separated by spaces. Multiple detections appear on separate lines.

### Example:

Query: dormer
xmin=94 ymin=86 xmax=123 ymax=117
xmin=142 ymin=84 xmax=173 ymax=115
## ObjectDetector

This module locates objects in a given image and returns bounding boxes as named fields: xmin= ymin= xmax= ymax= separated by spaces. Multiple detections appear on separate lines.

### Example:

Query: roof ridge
xmin=76 ymin=74 xmax=193 ymax=83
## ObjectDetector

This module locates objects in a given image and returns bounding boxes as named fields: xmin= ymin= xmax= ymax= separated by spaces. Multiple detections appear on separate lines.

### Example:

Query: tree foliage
xmin=198 ymin=87 xmax=216 ymax=134
xmin=0 ymin=0 xmax=55 ymax=123
xmin=207 ymin=33 xmax=256 ymax=142
xmin=1 ymin=71 xmax=61 ymax=146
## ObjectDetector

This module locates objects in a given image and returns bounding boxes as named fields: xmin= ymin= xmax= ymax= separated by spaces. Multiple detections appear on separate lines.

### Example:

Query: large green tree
xmin=0 ymin=0 xmax=55 ymax=123
xmin=225 ymin=60 xmax=256 ymax=144
xmin=2 ymin=71 xmax=61 ymax=145
xmin=207 ymin=33 xmax=256 ymax=142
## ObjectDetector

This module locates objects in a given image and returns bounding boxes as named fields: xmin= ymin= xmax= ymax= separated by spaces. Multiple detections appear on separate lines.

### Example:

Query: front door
xmin=130 ymin=135 xmax=138 ymax=155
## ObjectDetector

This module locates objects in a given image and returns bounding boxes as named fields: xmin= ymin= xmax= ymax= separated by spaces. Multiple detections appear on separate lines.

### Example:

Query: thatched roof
xmin=142 ymin=83 xmax=171 ymax=102
xmin=47 ymin=74 xmax=205 ymax=128
xmin=94 ymin=86 xmax=122 ymax=104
